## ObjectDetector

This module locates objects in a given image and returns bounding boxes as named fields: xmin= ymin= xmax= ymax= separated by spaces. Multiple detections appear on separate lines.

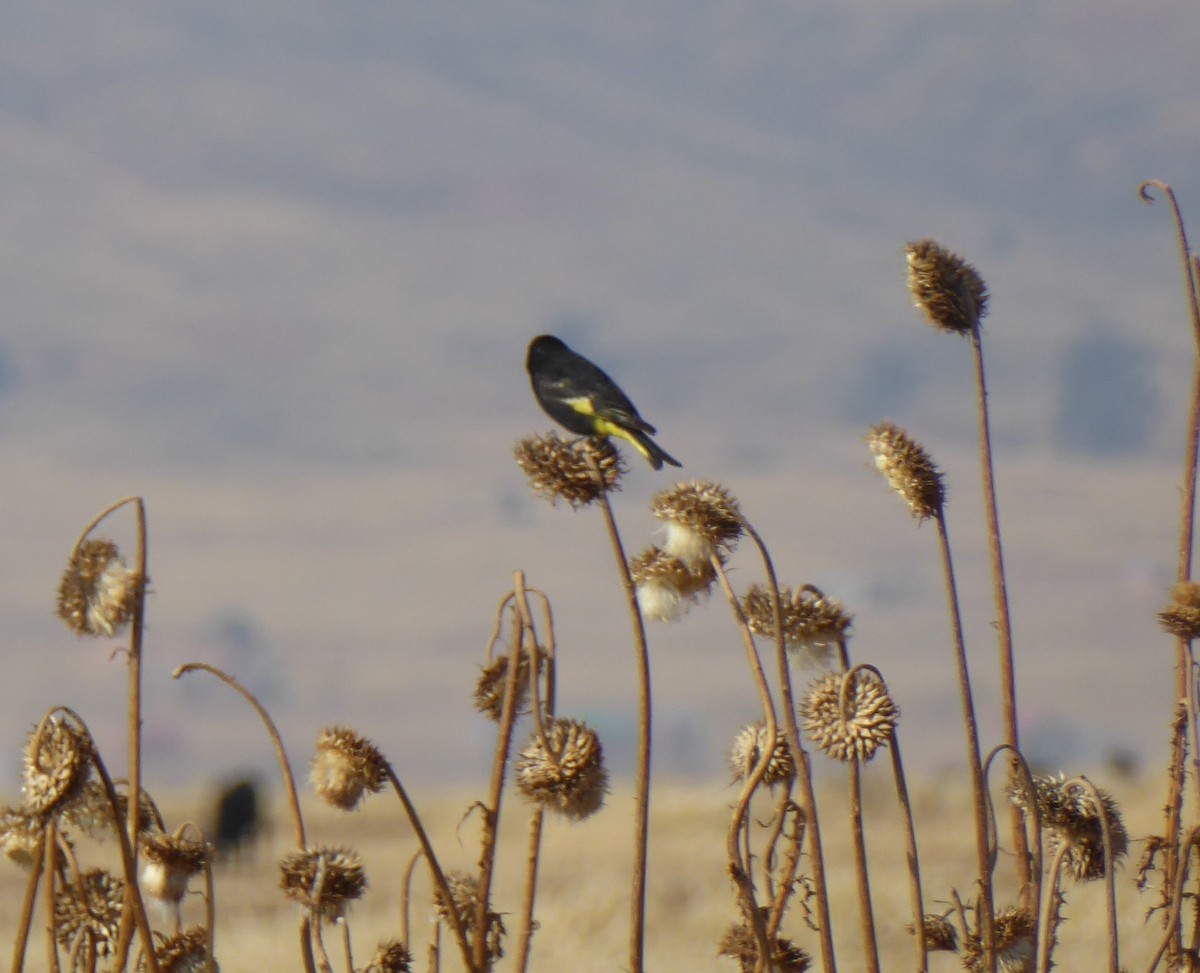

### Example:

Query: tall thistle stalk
xmin=905 ymin=240 xmax=1032 ymax=905
xmin=1141 ymin=180 xmax=1200 ymax=967
xmin=868 ymin=422 xmax=995 ymax=973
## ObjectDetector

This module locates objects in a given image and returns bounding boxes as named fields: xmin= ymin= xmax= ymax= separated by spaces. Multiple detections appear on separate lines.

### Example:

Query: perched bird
xmin=526 ymin=334 xmax=682 ymax=470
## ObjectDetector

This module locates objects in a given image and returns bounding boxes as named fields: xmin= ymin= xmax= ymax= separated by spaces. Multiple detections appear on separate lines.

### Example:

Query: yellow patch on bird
xmin=565 ymin=396 xmax=596 ymax=416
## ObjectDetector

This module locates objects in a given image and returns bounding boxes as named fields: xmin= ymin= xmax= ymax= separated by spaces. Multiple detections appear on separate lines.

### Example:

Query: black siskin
xmin=526 ymin=334 xmax=682 ymax=470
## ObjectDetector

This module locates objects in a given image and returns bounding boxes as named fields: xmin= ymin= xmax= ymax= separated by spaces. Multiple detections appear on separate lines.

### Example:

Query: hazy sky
xmin=2 ymin=0 xmax=1199 ymax=796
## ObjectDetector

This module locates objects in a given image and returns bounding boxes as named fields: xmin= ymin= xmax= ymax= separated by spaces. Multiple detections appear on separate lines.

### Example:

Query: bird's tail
xmin=623 ymin=428 xmax=682 ymax=471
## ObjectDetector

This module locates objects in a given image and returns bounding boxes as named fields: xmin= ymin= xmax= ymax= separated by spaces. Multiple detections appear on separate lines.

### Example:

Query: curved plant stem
xmin=9 ymin=827 xmax=45 ymax=973
xmin=400 ymin=851 xmax=421 ymax=947
xmin=586 ymin=451 xmax=652 ymax=973
xmin=42 ymin=819 xmax=59 ymax=973
xmin=887 ymin=735 xmax=927 ymax=973
xmin=1036 ymin=844 xmax=1069 ymax=973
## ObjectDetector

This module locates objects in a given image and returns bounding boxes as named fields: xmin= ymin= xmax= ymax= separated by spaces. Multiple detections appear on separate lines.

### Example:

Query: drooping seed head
xmin=136 ymin=927 xmax=216 ymax=973
xmin=741 ymin=584 xmax=851 ymax=666
xmin=515 ymin=717 xmax=608 ymax=820
xmin=0 ymin=806 xmax=43 ymax=868
xmin=54 ymin=867 xmax=124 ymax=960
xmin=905 ymin=238 xmax=989 ymax=335
xmin=801 ymin=669 xmax=898 ymax=763
xmin=140 ymin=832 xmax=208 ymax=918
xmin=717 ymin=921 xmax=812 ymax=973
xmin=60 ymin=779 xmax=162 ymax=841
xmin=23 ymin=719 xmax=91 ymax=816
xmin=631 ymin=547 xmax=716 ymax=623
xmin=909 ymin=913 xmax=959 ymax=952
xmin=363 ymin=940 xmax=413 ymax=973
xmin=310 ymin=726 xmax=390 ymax=811
xmin=728 ymin=721 xmax=794 ymax=788
xmin=1159 ymin=581 xmax=1200 ymax=640
xmin=473 ymin=652 xmax=532 ymax=722
xmin=55 ymin=538 xmax=143 ymax=637
xmin=1009 ymin=774 xmax=1128 ymax=881
xmin=962 ymin=906 xmax=1035 ymax=973
xmin=514 ymin=433 xmax=623 ymax=508
xmin=867 ymin=422 xmax=945 ymax=521
xmin=433 ymin=872 xmax=506 ymax=962
xmin=651 ymin=481 xmax=743 ymax=570
xmin=279 ymin=846 xmax=367 ymax=922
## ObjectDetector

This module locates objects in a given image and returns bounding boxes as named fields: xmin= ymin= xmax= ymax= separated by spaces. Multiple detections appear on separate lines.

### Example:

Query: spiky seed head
xmin=717 ymin=921 xmax=812 ymax=973
xmin=651 ymin=481 xmax=743 ymax=570
xmin=60 ymin=779 xmax=161 ymax=841
xmin=363 ymin=940 xmax=413 ymax=973
xmin=279 ymin=846 xmax=367 ymax=922
xmin=55 ymin=538 xmax=143 ymax=637
xmin=23 ymin=719 xmax=91 ymax=816
xmin=515 ymin=717 xmax=608 ymax=820
xmin=741 ymin=584 xmax=851 ymax=667
xmin=310 ymin=726 xmax=390 ymax=811
xmin=433 ymin=872 xmax=506 ymax=962
xmin=54 ymin=867 xmax=124 ymax=959
xmin=801 ymin=669 xmax=898 ymax=763
xmin=473 ymin=653 xmax=532 ymax=722
xmin=0 ymin=806 xmax=43 ymax=868
xmin=867 ymin=423 xmax=945 ymax=521
xmin=140 ymin=833 xmax=207 ymax=916
xmin=905 ymin=238 xmax=989 ymax=335
xmin=909 ymin=913 xmax=959 ymax=952
xmin=1009 ymin=774 xmax=1128 ymax=881
xmin=514 ymin=433 xmax=623 ymax=508
xmin=1159 ymin=581 xmax=1200 ymax=639
xmin=962 ymin=906 xmax=1035 ymax=973
xmin=631 ymin=547 xmax=716 ymax=623
xmin=136 ymin=927 xmax=217 ymax=973
xmin=728 ymin=722 xmax=794 ymax=788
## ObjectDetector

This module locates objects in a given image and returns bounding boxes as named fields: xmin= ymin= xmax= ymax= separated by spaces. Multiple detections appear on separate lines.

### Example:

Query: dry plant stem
xmin=888 ymin=736 xmax=927 ymax=973
xmin=586 ymin=451 xmax=652 ymax=973
xmin=400 ymin=851 xmax=421 ymax=947
xmin=471 ymin=596 xmax=527 ymax=972
xmin=984 ymin=746 xmax=1043 ymax=925
xmin=967 ymin=331 xmax=1030 ymax=905
xmin=42 ymin=819 xmax=59 ymax=973
xmin=1147 ymin=827 xmax=1200 ymax=973
xmin=310 ymin=916 xmax=335 ymax=973
xmin=171 ymin=663 xmax=313 ymax=973
xmin=1036 ymin=843 xmax=1070 ymax=973
xmin=514 ymin=810 xmax=546 ymax=973
xmin=1069 ymin=776 xmax=1120 ymax=973
xmin=934 ymin=513 xmax=996 ymax=973
xmin=9 ymin=832 xmax=44 ymax=973
xmin=712 ymin=556 xmax=781 ymax=973
xmin=847 ymin=758 xmax=880 ymax=973
xmin=740 ymin=520 xmax=838 ymax=973
xmin=341 ymin=921 xmax=355 ymax=973
xmin=383 ymin=767 xmax=476 ymax=973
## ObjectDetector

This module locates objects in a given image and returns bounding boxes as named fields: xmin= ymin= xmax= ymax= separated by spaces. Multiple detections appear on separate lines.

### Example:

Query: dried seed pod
xmin=631 ymin=546 xmax=716 ymax=623
xmin=728 ymin=721 xmax=794 ymax=788
xmin=962 ymin=906 xmax=1034 ymax=973
xmin=362 ymin=940 xmax=413 ymax=973
xmin=23 ymin=718 xmax=91 ymax=816
xmin=867 ymin=422 xmax=945 ymax=521
xmin=55 ymin=867 xmax=124 ymax=961
xmin=801 ymin=669 xmax=898 ymax=763
xmin=0 ymin=806 xmax=43 ymax=868
xmin=514 ymin=433 xmax=623 ymax=508
xmin=433 ymin=872 xmax=506 ymax=962
xmin=909 ymin=913 xmax=959 ymax=952
xmin=651 ymin=481 xmax=743 ymax=570
xmin=279 ymin=846 xmax=367 ymax=922
xmin=515 ymin=718 xmax=608 ymax=820
xmin=717 ymin=920 xmax=811 ymax=973
xmin=905 ymin=238 xmax=989 ymax=335
xmin=310 ymin=726 xmax=390 ymax=811
xmin=473 ymin=652 xmax=531 ymax=722
xmin=140 ymin=832 xmax=208 ymax=920
xmin=1009 ymin=773 xmax=1128 ymax=881
xmin=1159 ymin=581 xmax=1200 ymax=640
xmin=136 ymin=927 xmax=217 ymax=973
xmin=55 ymin=538 xmax=142 ymax=637
xmin=741 ymin=584 xmax=851 ymax=667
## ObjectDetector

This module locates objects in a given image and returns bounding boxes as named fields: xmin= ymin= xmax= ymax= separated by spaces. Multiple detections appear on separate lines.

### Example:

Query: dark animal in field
xmin=212 ymin=778 xmax=263 ymax=860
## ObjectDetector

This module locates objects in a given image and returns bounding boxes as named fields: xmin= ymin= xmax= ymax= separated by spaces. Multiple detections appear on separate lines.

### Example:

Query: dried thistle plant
xmin=905 ymin=238 xmax=989 ymax=335
xmin=433 ymin=872 xmax=506 ymax=963
xmin=650 ymin=481 xmax=743 ymax=570
xmin=961 ymin=905 xmax=1034 ymax=973
xmin=910 ymin=913 xmax=959 ymax=952
xmin=867 ymin=422 xmax=945 ymax=522
xmin=55 ymin=537 xmax=142 ymax=637
xmin=140 ymin=832 xmax=208 ymax=921
xmin=741 ymin=583 xmax=851 ymax=666
xmin=630 ymin=546 xmax=716 ymax=623
xmin=1158 ymin=580 xmax=1200 ymax=640
xmin=54 ymin=866 xmax=125 ymax=962
xmin=800 ymin=669 xmax=898 ymax=763
xmin=515 ymin=717 xmax=608 ymax=820
xmin=1010 ymin=774 xmax=1129 ymax=881
xmin=279 ymin=846 xmax=367 ymax=922
xmin=473 ymin=652 xmax=532 ymax=721
xmin=0 ymin=805 xmax=43 ymax=868
xmin=728 ymin=721 xmax=794 ymax=787
xmin=23 ymin=718 xmax=91 ymax=816
xmin=60 ymin=778 xmax=162 ymax=841
xmin=136 ymin=927 xmax=216 ymax=973
xmin=362 ymin=940 xmax=412 ymax=973
xmin=717 ymin=921 xmax=811 ymax=973
xmin=514 ymin=433 xmax=623 ymax=508
xmin=310 ymin=726 xmax=390 ymax=811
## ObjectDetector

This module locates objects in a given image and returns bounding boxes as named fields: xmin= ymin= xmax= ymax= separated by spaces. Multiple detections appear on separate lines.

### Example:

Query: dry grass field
xmin=0 ymin=771 xmax=1168 ymax=972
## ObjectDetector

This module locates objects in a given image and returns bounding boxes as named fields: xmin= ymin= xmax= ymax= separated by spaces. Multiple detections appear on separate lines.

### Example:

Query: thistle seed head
xmin=631 ymin=547 xmax=716 ymax=623
xmin=717 ymin=921 xmax=812 ymax=973
xmin=310 ymin=726 xmax=390 ymax=811
xmin=651 ymin=481 xmax=743 ymax=570
xmin=728 ymin=721 xmax=794 ymax=788
xmin=741 ymin=584 xmax=851 ymax=666
xmin=514 ymin=433 xmax=623 ymax=508
xmin=515 ymin=718 xmax=608 ymax=820
xmin=136 ymin=928 xmax=217 ymax=973
xmin=1159 ymin=581 xmax=1200 ymax=640
xmin=23 ymin=719 xmax=91 ymax=816
xmin=905 ymin=238 xmax=989 ymax=335
xmin=54 ymin=867 xmax=124 ymax=960
xmin=801 ymin=669 xmax=898 ymax=763
xmin=60 ymin=779 xmax=162 ymax=842
xmin=867 ymin=422 xmax=944 ymax=521
xmin=1009 ymin=774 xmax=1128 ymax=881
xmin=363 ymin=940 xmax=413 ymax=973
xmin=279 ymin=846 xmax=367 ymax=922
xmin=434 ymin=872 xmax=506 ymax=962
xmin=0 ymin=806 xmax=43 ymax=868
xmin=140 ymin=832 xmax=207 ymax=913
xmin=473 ymin=652 xmax=532 ymax=722
xmin=55 ymin=538 xmax=142 ymax=637
xmin=962 ymin=906 xmax=1035 ymax=973
xmin=910 ymin=913 xmax=959 ymax=952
